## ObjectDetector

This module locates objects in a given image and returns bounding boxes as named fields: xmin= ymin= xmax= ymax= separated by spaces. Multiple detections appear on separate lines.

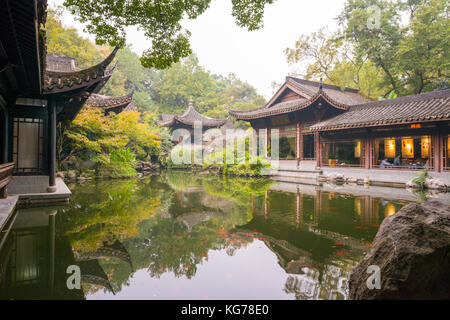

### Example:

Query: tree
xmin=62 ymin=0 xmax=276 ymax=69
xmin=286 ymin=0 xmax=449 ymax=98
xmin=45 ymin=7 xmax=101 ymax=68
xmin=58 ymin=107 xmax=162 ymax=173
xmin=338 ymin=0 xmax=449 ymax=96
xmin=285 ymin=29 xmax=387 ymax=99
xmin=151 ymin=54 xmax=265 ymax=117
xmin=396 ymin=0 xmax=450 ymax=92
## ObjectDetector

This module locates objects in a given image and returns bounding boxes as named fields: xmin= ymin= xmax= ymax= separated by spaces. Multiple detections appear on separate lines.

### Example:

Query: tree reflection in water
xmin=0 ymin=172 xmax=412 ymax=299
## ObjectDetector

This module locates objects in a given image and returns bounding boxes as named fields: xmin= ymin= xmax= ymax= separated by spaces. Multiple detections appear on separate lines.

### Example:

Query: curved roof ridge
xmin=43 ymin=47 xmax=119 ymax=93
xmin=87 ymin=88 xmax=134 ymax=114
xmin=286 ymin=76 xmax=360 ymax=93
xmin=228 ymin=89 xmax=349 ymax=120
xmin=158 ymin=99 xmax=227 ymax=127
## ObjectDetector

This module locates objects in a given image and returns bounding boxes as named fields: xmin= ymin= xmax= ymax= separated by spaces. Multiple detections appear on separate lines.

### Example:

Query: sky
xmin=49 ymin=0 xmax=347 ymax=99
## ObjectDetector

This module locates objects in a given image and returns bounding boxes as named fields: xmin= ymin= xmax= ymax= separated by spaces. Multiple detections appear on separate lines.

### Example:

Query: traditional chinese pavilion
xmin=0 ymin=0 xmax=132 ymax=201
xmin=228 ymin=76 xmax=450 ymax=174
xmin=157 ymin=99 xmax=229 ymax=143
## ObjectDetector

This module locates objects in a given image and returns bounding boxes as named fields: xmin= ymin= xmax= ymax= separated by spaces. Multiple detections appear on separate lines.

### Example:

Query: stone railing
xmin=0 ymin=162 xmax=14 ymax=199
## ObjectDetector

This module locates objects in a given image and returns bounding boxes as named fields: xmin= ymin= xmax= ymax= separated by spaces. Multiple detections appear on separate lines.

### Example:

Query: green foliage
xmin=338 ymin=0 xmax=449 ymax=96
xmin=202 ymin=133 xmax=271 ymax=177
xmin=62 ymin=0 xmax=277 ymax=69
xmin=286 ymin=0 xmax=450 ymax=98
xmin=94 ymin=149 xmax=138 ymax=178
xmin=46 ymin=10 xmax=265 ymax=116
xmin=412 ymin=169 xmax=430 ymax=189
xmin=58 ymin=107 xmax=163 ymax=176
xmin=45 ymin=7 xmax=101 ymax=68
xmin=151 ymin=56 xmax=266 ymax=117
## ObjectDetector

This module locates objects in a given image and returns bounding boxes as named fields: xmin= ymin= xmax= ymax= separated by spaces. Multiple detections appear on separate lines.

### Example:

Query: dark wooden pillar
xmin=364 ymin=139 xmax=371 ymax=169
xmin=432 ymin=130 xmax=441 ymax=172
xmin=48 ymin=98 xmax=57 ymax=192
xmin=2 ymin=110 xmax=8 ymax=163
xmin=315 ymin=132 xmax=320 ymax=168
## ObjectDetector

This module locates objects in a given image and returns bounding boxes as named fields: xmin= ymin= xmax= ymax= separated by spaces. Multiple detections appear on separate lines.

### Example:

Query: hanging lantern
xmin=384 ymin=139 xmax=396 ymax=158
xmin=421 ymin=136 xmax=430 ymax=158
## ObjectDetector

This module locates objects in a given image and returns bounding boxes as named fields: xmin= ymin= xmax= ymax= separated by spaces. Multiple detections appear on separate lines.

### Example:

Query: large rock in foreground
xmin=349 ymin=200 xmax=450 ymax=300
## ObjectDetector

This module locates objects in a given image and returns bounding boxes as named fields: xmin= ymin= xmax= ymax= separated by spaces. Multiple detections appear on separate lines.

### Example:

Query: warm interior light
xmin=402 ymin=138 xmax=414 ymax=158
xmin=354 ymin=140 xmax=361 ymax=158
xmin=421 ymin=136 xmax=430 ymax=158
xmin=355 ymin=198 xmax=362 ymax=216
xmin=384 ymin=139 xmax=396 ymax=158
xmin=385 ymin=203 xmax=396 ymax=216
xmin=447 ymin=135 xmax=450 ymax=156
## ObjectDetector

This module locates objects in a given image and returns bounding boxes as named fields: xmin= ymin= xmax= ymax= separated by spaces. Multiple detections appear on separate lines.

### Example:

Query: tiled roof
xmin=86 ymin=89 xmax=135 ymax=114
xmin=158 ymin=100 xmax=227 ymax=128
xmin=228 ymin=77 xmax=368 ymax=120
xmin=311 ymin=89 xmax=450 ymax=131
xmin=286 ymin=77 xmax=367 ymax=106
xmin=43 ymin=47 xmax=118 ymax=94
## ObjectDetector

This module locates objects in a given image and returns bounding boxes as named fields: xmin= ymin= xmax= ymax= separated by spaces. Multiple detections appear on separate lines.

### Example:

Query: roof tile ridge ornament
xmin=105 ymin=61 xmax=118 ymax=76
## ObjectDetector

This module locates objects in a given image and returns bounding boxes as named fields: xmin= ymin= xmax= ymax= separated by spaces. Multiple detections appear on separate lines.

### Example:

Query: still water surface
xmin=0 ymin=172 xmax=412 ymax=299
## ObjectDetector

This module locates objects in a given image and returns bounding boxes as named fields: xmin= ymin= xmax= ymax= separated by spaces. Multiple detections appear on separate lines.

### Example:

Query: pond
xmin=0 ymin=172 xmax=415 ymax=300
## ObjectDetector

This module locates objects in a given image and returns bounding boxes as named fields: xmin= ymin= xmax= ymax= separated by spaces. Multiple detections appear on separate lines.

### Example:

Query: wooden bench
xmin=0 ymin=162 xmax=14 ymax=199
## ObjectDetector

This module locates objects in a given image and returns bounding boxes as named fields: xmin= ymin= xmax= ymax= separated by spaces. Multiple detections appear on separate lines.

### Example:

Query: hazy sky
xmin=49 ymin=0 xmax=347 ymax=99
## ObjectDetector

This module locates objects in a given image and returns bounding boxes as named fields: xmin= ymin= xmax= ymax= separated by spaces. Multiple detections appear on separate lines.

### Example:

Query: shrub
xmin=94 ymin=149 xmax=137 ymax=178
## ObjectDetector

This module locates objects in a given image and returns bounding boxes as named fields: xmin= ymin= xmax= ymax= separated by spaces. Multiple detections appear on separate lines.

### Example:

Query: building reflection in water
xmin=0 ymin=208 xmax=63 ymax=299
xmin=244 ymin=183 xmax=407 ymax=300
xmin=0 ymin=175 xmax=411 ymax=300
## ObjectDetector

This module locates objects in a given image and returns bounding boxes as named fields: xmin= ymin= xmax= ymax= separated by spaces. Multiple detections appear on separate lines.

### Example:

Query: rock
xmin=349 ymin=200 xmax=450 ymax=300
xmin=347 ymin=176 xmax=357 ymax=184
xmin=136 ymin=161 xmax=159 ymax=173
xmin=79 ymin=160 xmax=96 ymax=169
xmin=406 ymin=178 xmax=418 ymax=189
xmin=363 ymin=177 xmax=371 ymax=185
xmin=56 ymin=171 xmax=65 ymax=179
xmin=67 ymin=170 xmax=77 ymax=180
xmin=425 ymin=177 xmax=447 ymax=191
xmin=406 ymin=176 xmax=447 ymax=191
xmin=327 ymin=172 xmax=345 ymax=185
